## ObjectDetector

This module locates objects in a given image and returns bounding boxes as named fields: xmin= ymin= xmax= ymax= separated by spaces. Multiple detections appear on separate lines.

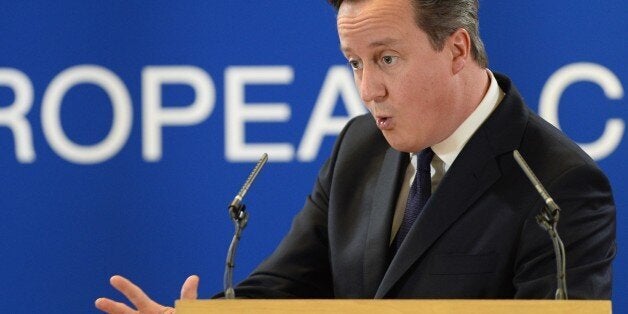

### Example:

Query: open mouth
xmin=376 ymin=116 xmax=392 ymax=130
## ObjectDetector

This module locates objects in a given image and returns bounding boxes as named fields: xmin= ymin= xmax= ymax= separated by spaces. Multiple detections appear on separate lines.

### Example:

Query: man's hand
xmin=95 ymin=274 xmax=199 ymax=314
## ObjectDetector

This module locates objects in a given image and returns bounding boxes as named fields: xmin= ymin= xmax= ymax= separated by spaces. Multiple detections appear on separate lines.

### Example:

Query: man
xmin=96 ymin=0 xmax=616 ymax=312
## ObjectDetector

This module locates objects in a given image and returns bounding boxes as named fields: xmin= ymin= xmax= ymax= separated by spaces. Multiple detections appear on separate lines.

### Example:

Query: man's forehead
xmin=337 ymin=0 xmax=411 ymax=18
xmin=336 ymin=0 xmax=415 ymax=35
xmin=336 ymin=0 xmax=411 ymax=12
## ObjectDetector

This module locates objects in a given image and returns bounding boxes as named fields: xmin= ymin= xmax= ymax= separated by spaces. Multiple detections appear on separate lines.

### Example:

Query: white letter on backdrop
xmin=142 ymin=66 xmax=215 ymax=161
xmin=225 ymin=66 xmax=294 ymax=162
xmin=0 ymin=68 xmax=35 ymax=163
xmin=41 ymin=65 xmax=132 ymax=164
xmin=539 ymin=62 xmax=624 ymax=160
xmin=297 ymin=66 xmax=366 ymax=161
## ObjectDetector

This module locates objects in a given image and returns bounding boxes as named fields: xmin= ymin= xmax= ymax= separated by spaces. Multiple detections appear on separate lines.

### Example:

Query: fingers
xmin=96 ymin=274 xmax=189 ymax=314
xmin=109 ymin=275 xmax=156 ymax=310
xmin=94 ymin=297 xmax=136 ymax=314
xmin=180 ymin=275 xmax=200 ymax=300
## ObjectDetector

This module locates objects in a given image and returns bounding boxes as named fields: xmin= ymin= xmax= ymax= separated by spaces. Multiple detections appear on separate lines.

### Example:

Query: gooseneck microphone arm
xmin=224 ymin=153 xmax=268 ymax=299
xmin=513 ymin=150 xmax=568 ymax=300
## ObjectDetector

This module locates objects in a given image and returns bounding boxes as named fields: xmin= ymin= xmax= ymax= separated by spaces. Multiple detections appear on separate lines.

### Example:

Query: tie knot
xmin=417 ymin=148 xmax=434 ymax=171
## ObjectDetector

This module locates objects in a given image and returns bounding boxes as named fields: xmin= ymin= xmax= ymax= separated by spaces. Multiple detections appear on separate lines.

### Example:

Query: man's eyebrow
xmin=369 ymin=38 xmax=399 ymax=47
xmin=340 ymin=37 xmax=400 ymax=54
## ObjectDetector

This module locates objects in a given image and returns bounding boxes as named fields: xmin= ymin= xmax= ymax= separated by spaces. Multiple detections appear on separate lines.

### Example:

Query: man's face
xmin=337 ymin=0 xmax=462 ymax=152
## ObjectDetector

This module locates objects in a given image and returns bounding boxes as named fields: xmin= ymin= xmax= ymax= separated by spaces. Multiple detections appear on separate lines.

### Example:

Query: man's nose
xmin=359 ymin=67 xmax=386 ymax=103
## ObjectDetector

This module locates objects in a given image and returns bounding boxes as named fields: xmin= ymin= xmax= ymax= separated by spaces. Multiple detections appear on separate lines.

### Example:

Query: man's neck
xmin=463 ymin=65 xmax=492 ymax=115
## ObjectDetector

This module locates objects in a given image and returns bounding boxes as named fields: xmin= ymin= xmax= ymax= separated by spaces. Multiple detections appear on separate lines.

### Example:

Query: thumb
xmin=180 ymin=275 xmax=199 ymax=300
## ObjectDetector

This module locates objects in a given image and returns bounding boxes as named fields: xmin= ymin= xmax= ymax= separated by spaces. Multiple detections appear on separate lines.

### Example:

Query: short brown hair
xmin=328 ymin=0 xmax=489 ymax=67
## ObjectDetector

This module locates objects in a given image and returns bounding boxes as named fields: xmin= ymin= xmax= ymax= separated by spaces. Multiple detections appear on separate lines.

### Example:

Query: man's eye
xmin=382 ymin=56 xmax=397 ymax=65
xmin=348 ymin=60 xmax=361 ymax=69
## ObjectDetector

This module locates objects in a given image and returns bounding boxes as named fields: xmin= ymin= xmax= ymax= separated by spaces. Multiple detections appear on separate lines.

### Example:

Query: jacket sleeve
xmin=513 ymin=161 xmax=616 ymax=299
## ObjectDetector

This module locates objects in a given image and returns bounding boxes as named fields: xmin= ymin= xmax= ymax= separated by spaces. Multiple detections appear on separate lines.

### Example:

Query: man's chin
xmin=382 ymin=134 xmax=421 ymax=153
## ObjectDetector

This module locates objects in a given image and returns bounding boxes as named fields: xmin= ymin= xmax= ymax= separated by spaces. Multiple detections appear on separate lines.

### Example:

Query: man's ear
xmin=448 ymin=28 xmax=471 ymax=74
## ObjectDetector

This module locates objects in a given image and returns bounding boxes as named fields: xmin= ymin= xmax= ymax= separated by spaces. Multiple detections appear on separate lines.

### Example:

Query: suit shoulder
xmin=523 ymin=112 xmax=599 ymax=169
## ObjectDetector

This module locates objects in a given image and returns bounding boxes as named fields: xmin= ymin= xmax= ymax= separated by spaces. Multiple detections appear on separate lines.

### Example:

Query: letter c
xmin=539 ymin=62 xmax=624 ymax=160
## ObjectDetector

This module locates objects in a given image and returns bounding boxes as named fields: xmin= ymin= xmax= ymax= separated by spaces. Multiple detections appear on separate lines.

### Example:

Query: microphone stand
xmin=513 ymin=150 xmax=568 ymax=300
xmin=224 ymin=201 xmax=248 ymax=299
xmin=535 ymin=204 xmax=568 ymax=300
xmin=223 ymin=153 xmax=268 ymax=299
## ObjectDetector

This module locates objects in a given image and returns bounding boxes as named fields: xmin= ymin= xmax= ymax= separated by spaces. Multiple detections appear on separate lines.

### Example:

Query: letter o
xmin=42 ymin=65 xmax=132 ymax=164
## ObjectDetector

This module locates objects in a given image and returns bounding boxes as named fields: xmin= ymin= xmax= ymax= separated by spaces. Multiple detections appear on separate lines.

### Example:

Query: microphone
xmin=228 ymin=153 xmax=269 ymax=221
xmin=513 ymin=150 xmax=567 ymax=300
xmin=224 ymin=153 xmax=269 ymax=299
xmin=513 ymin=150 xmax=560 ymax=220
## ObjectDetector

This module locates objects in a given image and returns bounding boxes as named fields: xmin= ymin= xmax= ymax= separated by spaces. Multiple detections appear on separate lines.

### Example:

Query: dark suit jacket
xmin=233 ymin=73 xmax=616 ymax=299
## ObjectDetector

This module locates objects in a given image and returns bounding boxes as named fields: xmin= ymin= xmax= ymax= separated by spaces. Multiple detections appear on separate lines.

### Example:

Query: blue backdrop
xmin=0 ymin=1 xmax=626 ymax=313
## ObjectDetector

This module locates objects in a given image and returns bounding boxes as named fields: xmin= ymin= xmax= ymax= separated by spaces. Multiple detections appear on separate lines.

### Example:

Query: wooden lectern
xmin=176 ymin=299 xmax=611 ymax=314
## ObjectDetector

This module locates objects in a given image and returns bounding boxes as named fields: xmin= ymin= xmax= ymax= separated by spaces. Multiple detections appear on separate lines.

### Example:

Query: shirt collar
xmin=430 ymin=69 xmax=504 ymax=171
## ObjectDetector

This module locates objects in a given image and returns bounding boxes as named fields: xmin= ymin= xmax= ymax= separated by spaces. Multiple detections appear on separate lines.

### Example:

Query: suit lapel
xmin=373 ymin=73 xmax=529 ymax=298
xmin=375 ymin=129 xmax=501 ymax=297
xmin=362 ymin=147 xmax=408 ymax=297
